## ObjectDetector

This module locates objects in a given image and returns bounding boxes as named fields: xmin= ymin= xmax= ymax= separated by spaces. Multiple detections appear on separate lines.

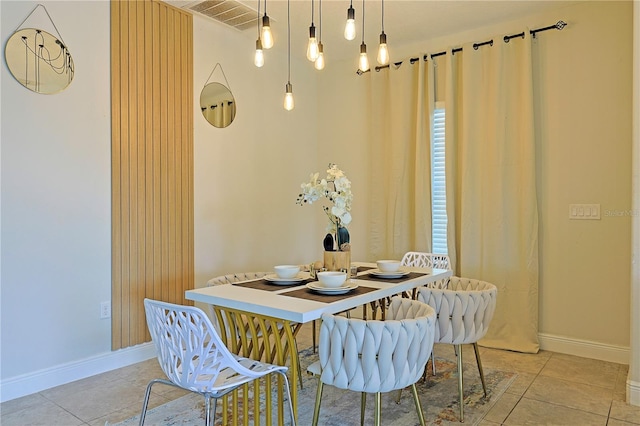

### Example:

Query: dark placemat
xmin=233 ymin=278 xmax=314 ymax=292
xmin=357 ymin=271 xmax=428 ymax=284
xmin=281 ymin=285 xmax=378 ymax=303
xmin=357 ymin=266 xmax=376 ymax=273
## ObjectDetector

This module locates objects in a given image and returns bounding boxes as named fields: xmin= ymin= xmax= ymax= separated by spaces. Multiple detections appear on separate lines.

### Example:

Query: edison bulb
xmin=262 ymin=15 xmax=273 ymax=49
xmin=314 ymin=44 xmax=325 ymax=70
xmin=344 ymin=6 xmax=356 ymax=40
xmin=284 ymin=83 xmax=294 ymax=111
xmin=377 ymin=33 xmax=389 ymax=65
xmin=377 ymin=44 xmax=389 ymax=65
xmin=306 ymin=25 xmax=319 ymax=61
xmin=359 ymin=42 xmax=370 ymax=72
xmin=254 ymin=39 xmax=264 ymax=67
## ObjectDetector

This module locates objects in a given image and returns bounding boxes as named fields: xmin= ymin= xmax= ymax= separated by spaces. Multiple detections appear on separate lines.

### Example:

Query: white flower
xmin=333 ymin=176 xmax=350 ymax=192
xmin=296 ymin=163 xmax=353 ymax=229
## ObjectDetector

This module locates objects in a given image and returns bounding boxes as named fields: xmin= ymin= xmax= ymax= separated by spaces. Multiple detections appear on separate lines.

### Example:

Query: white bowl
xmin=317 ymin=271 xmax=347 ymax=288
xmin=377 ymin=260 xmax=401 ymax=273
xmin=274 ymin=265 xmax=300 ymax=279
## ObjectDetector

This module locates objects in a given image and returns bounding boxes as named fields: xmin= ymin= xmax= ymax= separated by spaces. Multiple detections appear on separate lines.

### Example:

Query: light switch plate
xmin=569 ymin=204 xmax=600 ymax=220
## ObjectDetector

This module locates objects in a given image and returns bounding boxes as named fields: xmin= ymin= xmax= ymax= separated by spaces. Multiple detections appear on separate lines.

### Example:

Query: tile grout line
xmin=499 ymin=349 xmax=554 ymax=425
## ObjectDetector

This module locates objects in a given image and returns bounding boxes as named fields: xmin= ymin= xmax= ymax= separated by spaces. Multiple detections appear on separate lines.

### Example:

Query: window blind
xmin=432 ymin=105 xmax=448 ymax=254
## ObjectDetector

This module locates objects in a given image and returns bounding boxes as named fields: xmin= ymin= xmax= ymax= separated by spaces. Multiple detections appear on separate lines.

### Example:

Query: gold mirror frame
xmin=5 ymin=28 xmax=74 ymax=94
xmin=200 ymin=63 xmax=236 ymax=128
xmin=4 ymin=4 xmax=74 ymax=95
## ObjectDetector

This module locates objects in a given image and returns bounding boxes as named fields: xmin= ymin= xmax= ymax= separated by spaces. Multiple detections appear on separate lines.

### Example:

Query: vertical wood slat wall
xmin=111 ymin=0 xmax=194 ymax=350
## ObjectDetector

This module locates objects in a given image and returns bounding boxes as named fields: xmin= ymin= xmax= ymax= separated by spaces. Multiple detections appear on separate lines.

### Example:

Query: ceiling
xmin=168 ymin=0 xmax=577 ymax=62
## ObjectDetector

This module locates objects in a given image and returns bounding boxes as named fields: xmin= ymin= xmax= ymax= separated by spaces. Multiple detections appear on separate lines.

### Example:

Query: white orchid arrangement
xmin=296 ymin=163 xmax=353 ymax=251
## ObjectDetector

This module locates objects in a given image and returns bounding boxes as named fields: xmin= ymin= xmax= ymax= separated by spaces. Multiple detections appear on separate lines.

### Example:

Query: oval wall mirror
xmin=5 ymin=28 xmax=74 ymax=94
xmin=200 ymin=82 xmax=236 ymax=128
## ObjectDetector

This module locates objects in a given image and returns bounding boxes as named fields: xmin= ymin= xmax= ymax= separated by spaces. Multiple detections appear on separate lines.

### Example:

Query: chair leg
xmin=456 ymin=344 xmax=464 ymax=422
xmin=360 ymin=392 xmax=367 ymax=426
xmin=431 ymin=351 xmax=437 ymax=376
xmin=138 ymin=380 xmax=155 ymax=426
xmin=277 ymin=371 xmax=297 ymax=426
xmin=395 ymin=388 xmax=402 ymax=404
xmin=139 ymin=378 xmax=181 ymax=426
xmin=204 ymin=396 xmax=213 ymax=426
xmin=312 ymin=379 xmax=324 ymax=426
xmin=312 ymin=320 xmax=317 ymax=353
xmin=473 ymin=342 xmax=487 ymax=397
xmin=374 ymin=392 xmax=382 ymax=426
xmin=410 ymin=383 xmax=426 ymax=426
xmin=424 ymin=351 xmax=436 ymax=382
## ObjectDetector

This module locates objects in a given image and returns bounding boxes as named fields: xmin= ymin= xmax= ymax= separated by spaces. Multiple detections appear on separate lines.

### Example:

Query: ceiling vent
xmin=181 ymin=1 xmax=259 ymax=31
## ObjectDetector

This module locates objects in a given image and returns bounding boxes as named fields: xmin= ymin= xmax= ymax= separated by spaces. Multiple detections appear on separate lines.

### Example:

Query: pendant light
xmin=261 ymin=0 xmax=273 ymax=49
xmin=306 ymin=0 xmax=319 ymax=61
xmin=377 ymin=0 xmax=389 ymax=65
xmin=358 ymin=0 xmax=369 ymax=72
xmin=283 ymin=0 xmax=294 ymax=111
xmin=255 ymin=39 xmax=264 ymax=67
xmin=314 ymin=0 xmax=325 ymax=70
xmin=344 ymin=0 xmax=356 ymax=41
xmin=254 ymin=0 xmax=264 ymax=67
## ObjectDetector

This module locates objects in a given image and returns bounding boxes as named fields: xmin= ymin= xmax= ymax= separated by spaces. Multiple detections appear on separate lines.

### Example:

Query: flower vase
xmin=324 ymin=250 xmax=351 ymax=273
xmin=336 ymin=226 xmax=350 ymax=250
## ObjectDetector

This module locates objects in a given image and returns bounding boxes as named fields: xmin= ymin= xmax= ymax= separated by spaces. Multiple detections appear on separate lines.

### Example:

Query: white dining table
xmin=186 ymin=263 xmax=451 ymax=323
xmin=185 ymin=263 xmax=452 ymax=425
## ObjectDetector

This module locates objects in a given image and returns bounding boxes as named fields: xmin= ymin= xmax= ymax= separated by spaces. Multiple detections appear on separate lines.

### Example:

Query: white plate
xmin=264 ymin=274 xmax=305 ymax=285
xmin=369 ymin=269 xmax=410 ymax=279
xmin=306 ymin=281 xmax=358 ymax=295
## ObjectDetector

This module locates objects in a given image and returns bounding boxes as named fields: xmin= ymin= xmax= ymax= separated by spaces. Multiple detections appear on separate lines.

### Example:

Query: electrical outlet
xmin=100 ymin=301 xmax=111 ymax=319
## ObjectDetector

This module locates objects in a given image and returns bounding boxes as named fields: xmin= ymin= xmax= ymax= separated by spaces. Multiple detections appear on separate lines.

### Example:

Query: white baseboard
xmin=628 ymin=378 xmax=640 ymax=406
xmin=538 ymin=333 xmax=630 ymax=364
xmin=0 ymin=342 xmax=156 ymax=403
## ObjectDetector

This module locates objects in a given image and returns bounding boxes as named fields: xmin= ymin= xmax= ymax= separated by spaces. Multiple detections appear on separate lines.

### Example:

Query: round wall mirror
xmin=5 ymin=28 xmax=74 ymax=94
xmin=200 ymin=82 xmax=236 ymax=128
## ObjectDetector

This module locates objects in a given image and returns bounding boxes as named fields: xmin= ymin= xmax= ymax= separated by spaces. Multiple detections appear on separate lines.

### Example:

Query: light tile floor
xmin=1 ymin=323 xmax=639 ymax=425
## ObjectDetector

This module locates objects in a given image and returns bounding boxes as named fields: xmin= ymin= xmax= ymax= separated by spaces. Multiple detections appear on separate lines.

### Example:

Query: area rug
xmin=110 ymin=347 xmax=516 ymax=426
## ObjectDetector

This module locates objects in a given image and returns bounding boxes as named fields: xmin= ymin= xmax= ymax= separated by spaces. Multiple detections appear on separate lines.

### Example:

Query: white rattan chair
xmin=401 ymin=251 xmax=451 ymax=269
xmin=141 ymin=299 xmax=296 ymax=426
xmin=401 ymin=251 xmax=452 ymax=289
xmin=370 ymin=252 xmax=453 ymax=320
xmin=307 ymin=297 xmax=436 ymax=426
xmin=400 ymin=251 xmax=453 ymax=375
xmin=416 ymin=277 xmax=497 ymax=422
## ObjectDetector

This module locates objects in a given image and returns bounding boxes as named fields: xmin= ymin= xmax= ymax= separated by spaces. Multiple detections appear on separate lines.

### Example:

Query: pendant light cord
xmin=257 ymin=0 xmax=261 ymax=37
xmin=381 ymin=0 xmax=384 ymax=33
xmin=287 ymin=0 xmax=291 ymax=82
xmin=319 ymin=0 xmax=322 ymax=42
xmin=361 ymin=0 xmax=365 ymax=42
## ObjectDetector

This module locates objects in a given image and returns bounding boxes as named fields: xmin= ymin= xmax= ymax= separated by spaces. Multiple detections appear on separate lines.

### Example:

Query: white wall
xmin=318 ymin=1 xmax=634 ymax=361
xmin=192 ymin=13 xmax=320 ymax=287
xmin=1 ymin=0 xmax=112 ymax=395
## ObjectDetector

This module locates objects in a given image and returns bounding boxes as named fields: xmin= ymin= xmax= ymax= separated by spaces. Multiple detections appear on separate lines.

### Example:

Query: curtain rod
xmin=358 ymin=20 xmax=567 ymax=75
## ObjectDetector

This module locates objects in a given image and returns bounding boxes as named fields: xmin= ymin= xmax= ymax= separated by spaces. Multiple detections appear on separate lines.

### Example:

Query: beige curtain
xmin=444 ymin=34 xmax=539 ymax=353
xmin=368 ymin=60 xmax=436 ymax=260
xmin=204 ymin=101 xmax=234 ymax=128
